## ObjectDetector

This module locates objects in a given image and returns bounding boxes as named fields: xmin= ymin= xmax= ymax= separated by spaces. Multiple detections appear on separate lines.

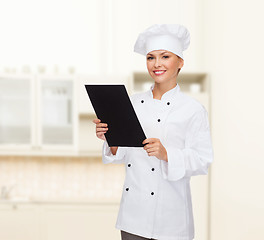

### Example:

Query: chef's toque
xmin=133 ymin=24 xmax=190 ymax=60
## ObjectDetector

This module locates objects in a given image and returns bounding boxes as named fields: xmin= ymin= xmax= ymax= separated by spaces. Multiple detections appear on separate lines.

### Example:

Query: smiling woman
xmin=96 ymin=24 xmax=214 ymax=240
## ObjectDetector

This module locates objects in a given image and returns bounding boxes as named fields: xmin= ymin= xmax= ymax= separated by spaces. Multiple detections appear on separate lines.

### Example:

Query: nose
xmin=154 ymin=58 xmax=162 ymax=68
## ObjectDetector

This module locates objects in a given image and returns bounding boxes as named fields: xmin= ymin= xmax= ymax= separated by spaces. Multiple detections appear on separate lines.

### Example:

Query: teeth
xmin=155 ymin=71 xmax=165 ymax=74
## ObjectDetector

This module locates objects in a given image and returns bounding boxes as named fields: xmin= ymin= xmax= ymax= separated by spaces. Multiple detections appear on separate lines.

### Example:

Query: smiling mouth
xmin=153 ymin=70 xmax=166 ymax=76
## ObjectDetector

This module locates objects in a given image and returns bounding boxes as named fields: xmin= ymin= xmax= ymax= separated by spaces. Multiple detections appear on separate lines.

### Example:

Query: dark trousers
xmin=120 ymin=230 xmax=157 ymax=240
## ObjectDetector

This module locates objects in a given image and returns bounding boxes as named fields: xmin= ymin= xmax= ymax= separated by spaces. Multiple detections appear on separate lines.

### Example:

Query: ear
xmin=179 ymin=58 xmax=184 ymax=68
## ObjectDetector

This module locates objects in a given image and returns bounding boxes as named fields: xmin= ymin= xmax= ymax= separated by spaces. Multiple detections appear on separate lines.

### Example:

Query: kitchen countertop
xmin=0 ymin=198 xmax=120 ymax=205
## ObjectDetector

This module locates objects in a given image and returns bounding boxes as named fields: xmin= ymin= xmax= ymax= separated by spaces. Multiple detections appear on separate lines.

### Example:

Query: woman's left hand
xmin=142 ymin=138 xmax=168 ymax=162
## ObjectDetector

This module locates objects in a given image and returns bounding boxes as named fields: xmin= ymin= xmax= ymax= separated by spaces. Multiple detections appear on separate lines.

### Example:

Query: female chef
xmin=93 ymin=24 xmax=214 ymax=240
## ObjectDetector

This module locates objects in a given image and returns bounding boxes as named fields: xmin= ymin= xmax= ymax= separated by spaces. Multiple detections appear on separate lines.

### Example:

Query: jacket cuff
xmin=102 ymin=140 xmax=126 ymax=164
xmin=160 ymin=146 xmax=186 ymax=181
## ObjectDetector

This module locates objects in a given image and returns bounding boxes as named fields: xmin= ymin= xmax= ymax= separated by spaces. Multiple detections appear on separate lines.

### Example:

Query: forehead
xmin=147 ymin=50 xmax=173 ymax=55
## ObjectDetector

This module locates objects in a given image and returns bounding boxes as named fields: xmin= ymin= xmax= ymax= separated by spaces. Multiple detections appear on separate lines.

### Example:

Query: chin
xmin=152 ymin=75 xmax=167 ymax=81
xmin=153 ymin=79 xmax=167 ymax=84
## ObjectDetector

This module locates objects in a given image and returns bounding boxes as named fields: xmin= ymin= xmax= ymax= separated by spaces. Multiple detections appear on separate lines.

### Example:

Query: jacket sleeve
xmin=102 ymin=140 xmax=127 ymax=164
xmin=160 ymin=107 xmax=214 ymax=181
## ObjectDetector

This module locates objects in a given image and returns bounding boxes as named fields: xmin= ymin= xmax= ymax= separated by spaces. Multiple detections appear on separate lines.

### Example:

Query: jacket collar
xmin=148 ymin=83 xmax=181 ymax=102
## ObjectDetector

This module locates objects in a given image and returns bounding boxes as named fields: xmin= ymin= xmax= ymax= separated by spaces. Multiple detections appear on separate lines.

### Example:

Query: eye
xmin=163 ymin=55 xmax=169 ymax=59
xmin=147 ymin=56 xmax=154 ymax=60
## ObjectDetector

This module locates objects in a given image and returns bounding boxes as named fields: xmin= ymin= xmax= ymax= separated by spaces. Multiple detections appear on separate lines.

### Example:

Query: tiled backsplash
xmin=0 ymin=156 xmax=125 ymax=202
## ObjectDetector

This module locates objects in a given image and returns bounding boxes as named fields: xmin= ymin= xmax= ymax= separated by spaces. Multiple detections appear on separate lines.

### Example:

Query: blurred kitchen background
xmin=0 ymin=0 xmax=263 ymax=240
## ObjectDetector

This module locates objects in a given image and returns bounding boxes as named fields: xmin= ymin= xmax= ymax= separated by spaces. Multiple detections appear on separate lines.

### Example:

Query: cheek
xmin=146 ymin=62 xmax=154 ymax=72
xmin=167 ymin=60 xmax=177 ymax=69
xmin=166 ymin=60 xmax=178 ymax=73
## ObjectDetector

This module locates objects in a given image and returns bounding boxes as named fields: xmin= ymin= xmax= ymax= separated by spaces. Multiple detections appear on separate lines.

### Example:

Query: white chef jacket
xmin=102 ymin=83 xmax=214 ymax=240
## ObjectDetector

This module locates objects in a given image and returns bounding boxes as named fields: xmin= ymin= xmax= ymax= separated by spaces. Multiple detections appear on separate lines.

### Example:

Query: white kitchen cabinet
xmin=0 ymin=74 xmax=78 ymax=155
xmin=0 ymin=202 xmax=120 ymax=240
xmin=39 ymin=203 xmax=120 ymax=240
xmin=0 ymin=74 xmax=34 ymax=148
xmin=0 ymin=203 xmax=39 ymax=240
xmin=37 ymin=75 xmax=78 ymax=151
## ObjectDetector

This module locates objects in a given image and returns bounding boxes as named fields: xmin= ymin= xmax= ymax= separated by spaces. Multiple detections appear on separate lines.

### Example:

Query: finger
xmin=96 ymin=126 xmax=108 ymax=131
xmin=144 ymin=141 xmax=153 ymax=149
xmin=146 ymin=146 xmax=158 ymax=152
xmin=145 ymin=148 xmax=157 ymax=156
xmin=96 ymin=127 xmax=108 ymax=133
xmin=97 ymin=130 xmax=108 ymax=138
xmin=143 ymin=141 xmax=158 ymax=149
xmin=97 ymin=122 xmax=108 ymax=127
xmin=142 ymin=138 xmax=158 ymax=145
xmin=147 ymin=151 xmax=157 ymax=157
xmin=93 ymin=118 xmax=101 ymax=123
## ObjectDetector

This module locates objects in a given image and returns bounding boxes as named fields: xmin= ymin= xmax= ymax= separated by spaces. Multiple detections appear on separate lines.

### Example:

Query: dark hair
xmin=177 ymin=68 xmax=181 ymax=75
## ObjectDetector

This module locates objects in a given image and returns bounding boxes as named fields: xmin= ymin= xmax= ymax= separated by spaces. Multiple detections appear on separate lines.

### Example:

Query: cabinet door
xmin=38 ymin=76 xmax=77 ymax=149
xmin=0 ymin=203 xmax=39 ymax=240
xmin=0 ymin=74 xmax=34 ymax=148
xmin=39 ymin=204 xmax=120 ymax=240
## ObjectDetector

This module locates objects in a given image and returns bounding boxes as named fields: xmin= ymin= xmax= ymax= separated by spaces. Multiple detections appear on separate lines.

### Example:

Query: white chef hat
xmin=133 ymin=24 xmax=190 ymax=60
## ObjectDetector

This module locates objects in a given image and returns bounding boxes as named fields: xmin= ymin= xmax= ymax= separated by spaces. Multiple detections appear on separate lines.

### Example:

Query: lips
xmin=153 ymin=70 xmax=166 ymax=76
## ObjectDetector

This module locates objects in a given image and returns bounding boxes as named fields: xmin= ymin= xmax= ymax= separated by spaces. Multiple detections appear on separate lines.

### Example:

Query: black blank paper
xmin=85 ymin=84 xmax=147 ymax=147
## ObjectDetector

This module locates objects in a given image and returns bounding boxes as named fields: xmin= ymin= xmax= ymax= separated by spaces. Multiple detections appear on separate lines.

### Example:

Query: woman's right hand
xmin=93 ymin=118 xmax=118 ymax=155
xmin=93 ymin=118 xmax=108 ymax=141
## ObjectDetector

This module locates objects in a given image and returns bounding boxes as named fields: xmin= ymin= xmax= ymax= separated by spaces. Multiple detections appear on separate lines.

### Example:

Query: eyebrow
xmin=147 ymin=51 xmax=169 ymax=56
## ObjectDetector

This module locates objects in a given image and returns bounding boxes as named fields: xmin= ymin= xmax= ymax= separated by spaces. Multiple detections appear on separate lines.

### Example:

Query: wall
xmin=203 ymin=0 xmax=264 ymax=239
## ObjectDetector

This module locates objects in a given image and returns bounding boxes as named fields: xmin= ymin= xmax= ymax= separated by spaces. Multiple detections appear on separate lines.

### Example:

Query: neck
xmin=152 ymin=80 xmax=177 ymax=100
